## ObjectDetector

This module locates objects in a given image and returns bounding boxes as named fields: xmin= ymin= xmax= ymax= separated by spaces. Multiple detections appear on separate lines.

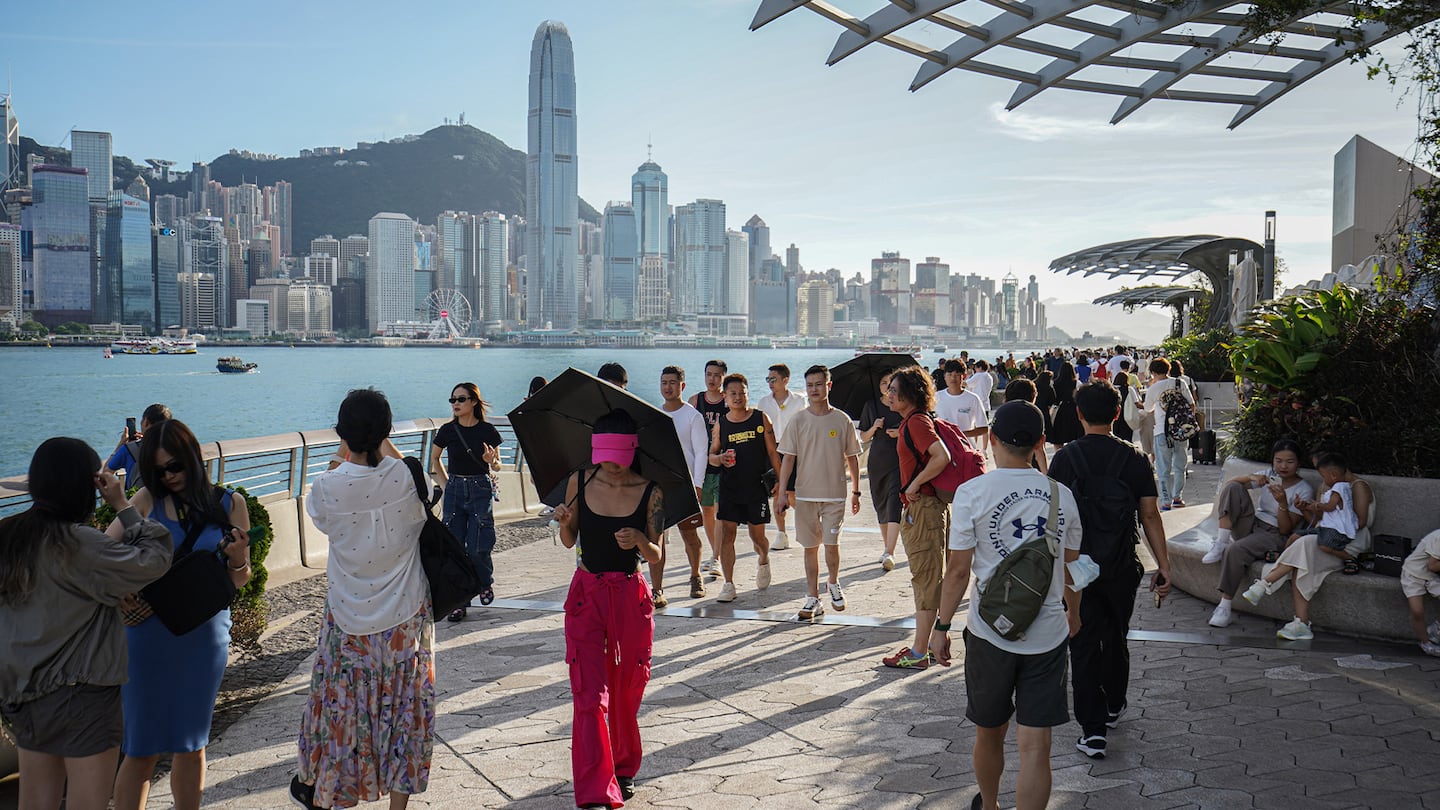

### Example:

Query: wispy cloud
xmin=985 ymin=103 xmax=1177 ymax=142
xmin=0 ymin=32 xmax=316 ymax=50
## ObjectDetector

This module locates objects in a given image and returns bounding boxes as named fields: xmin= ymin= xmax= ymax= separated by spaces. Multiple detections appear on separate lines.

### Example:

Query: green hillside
xmin=18 ymin=125 xmax=600 ymax=246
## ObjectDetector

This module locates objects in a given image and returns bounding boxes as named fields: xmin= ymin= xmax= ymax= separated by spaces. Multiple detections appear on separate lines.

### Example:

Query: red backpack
xmin=901 ymin=412 xmax=988 ymax=502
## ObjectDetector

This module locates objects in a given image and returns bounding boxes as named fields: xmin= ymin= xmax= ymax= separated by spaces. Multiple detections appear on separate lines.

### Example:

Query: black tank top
xmin=577 ymin=474 xmax=657 ymax=573
xmin=717 ymin=410 xmax=770 ymax=502
xmin=693 ymin=392 xmax=727 ymax=474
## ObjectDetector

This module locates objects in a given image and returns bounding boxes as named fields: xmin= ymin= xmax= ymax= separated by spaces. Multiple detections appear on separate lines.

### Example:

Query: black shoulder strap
xmin=1104 ymin=442 xmax=1132 ymax=479
xmin=1066 ymin=444 xmax=1093 ymax=482
xmin=402 ymin=456 xmax=432 ymax=509
xmin=171 ymin=486 xmax=229 ymax=561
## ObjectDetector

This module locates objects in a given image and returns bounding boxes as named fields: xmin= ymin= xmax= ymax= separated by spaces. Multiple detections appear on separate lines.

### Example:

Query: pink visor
xmin=592 ymin=432 xmax=639 ymax=467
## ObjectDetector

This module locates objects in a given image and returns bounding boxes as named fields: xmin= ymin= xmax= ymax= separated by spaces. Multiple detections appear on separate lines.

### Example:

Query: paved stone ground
xmin=137 ymin=460 xmax=1440 ymax=809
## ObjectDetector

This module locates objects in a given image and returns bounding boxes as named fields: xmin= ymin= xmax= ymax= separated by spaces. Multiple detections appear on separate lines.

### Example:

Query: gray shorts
xmin=963 ymin=630 xmax=1070 ymax=729
xmin=1 ymin=683 xmax=122 ymax=757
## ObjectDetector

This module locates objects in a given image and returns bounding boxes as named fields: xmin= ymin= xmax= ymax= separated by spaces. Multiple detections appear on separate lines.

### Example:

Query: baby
xmin=1402 ymin=529 xmax=1440 ymax=657
xmin=1242 ymin=453 xmax=1359 ymax=607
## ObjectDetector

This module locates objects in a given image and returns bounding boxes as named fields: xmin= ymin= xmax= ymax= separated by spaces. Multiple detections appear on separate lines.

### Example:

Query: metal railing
xmin=0 ymin=416 xmax=525 ymax=517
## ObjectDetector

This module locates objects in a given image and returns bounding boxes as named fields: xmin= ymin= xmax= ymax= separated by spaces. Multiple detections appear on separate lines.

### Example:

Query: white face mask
xmin=1066 ymin=554 xmax=1102 ymax=591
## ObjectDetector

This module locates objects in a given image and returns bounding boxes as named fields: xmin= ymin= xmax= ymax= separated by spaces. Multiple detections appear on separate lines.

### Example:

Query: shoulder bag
xmin=403 ymin=456 xmax=483 ymax=619
xmin=139 ymin=490 xmax=239 ymax=636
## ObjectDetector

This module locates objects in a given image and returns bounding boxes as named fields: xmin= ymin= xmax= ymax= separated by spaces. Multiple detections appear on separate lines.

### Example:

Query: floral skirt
xmin=298 ymin=601 xmax=436 ymax=809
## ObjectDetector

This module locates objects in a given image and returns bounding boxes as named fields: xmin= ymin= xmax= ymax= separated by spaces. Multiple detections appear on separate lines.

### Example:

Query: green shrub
xmin=1159 ymin=327 xmax=1234 ymax=382
xmin=1230 ymin=287 xmax=1440 ymax=476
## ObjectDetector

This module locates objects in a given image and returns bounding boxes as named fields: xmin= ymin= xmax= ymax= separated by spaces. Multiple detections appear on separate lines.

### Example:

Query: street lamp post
xmin=1262 ymin=211 xmax=1277 ymax=301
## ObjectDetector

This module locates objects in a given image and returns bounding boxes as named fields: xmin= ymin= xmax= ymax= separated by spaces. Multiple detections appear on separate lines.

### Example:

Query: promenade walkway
xmin=141 ymin=462 xmax=1440 ymax=809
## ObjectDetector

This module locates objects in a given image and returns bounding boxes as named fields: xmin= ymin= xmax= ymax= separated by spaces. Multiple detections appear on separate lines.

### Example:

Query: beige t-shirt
xmin=778 ymin=406 xmax=862 ymax=501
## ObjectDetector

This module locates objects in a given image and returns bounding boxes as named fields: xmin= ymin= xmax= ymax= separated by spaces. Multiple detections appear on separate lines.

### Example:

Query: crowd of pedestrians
xmin=8 ymin=343 xmax=1440 ymax=810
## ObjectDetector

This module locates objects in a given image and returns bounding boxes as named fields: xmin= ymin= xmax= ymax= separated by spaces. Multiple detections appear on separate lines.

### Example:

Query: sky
xmin=2 ymin=0 xmax=1424 ymax=342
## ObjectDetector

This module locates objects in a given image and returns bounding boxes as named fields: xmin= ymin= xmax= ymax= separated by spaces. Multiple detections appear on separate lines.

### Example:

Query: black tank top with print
xmin=717 ymin=410 xmax=770 ymax=503
xmin=693 ymin=392 xmax=728 ymax=475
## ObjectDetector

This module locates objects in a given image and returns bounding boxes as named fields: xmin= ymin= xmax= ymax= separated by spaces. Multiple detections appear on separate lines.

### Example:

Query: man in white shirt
xmin=929 ymin=401 xmax=1083 ymax=810
xmin=1144 ymin=357 xmax=1195 ymax=510
xmin=758 ymin=363 xmax=802 ymax=550
xmin=660 ymin=366 xmax=711 ymax=604
xmin=966 ymin=360 xmax=995 ymax=413
xmin=777 ymin=365 xmax=863 ymax=620
xmin=935 ymin=359 xmax=990 ymax=440
xmin=1106 ymin=345 xmax=1132 ymax=378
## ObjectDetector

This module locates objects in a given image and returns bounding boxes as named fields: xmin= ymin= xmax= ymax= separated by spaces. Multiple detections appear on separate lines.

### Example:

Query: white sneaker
xmin=756 ymin=562 xmax=772 ymax=590
xmin=717 ymin=582 xmax=737 ymax=603
xmin=1421 ymin=641 xmax=1440 ymax=658
xmin=1201 ymin=536 xmax=1231 ymax=564
xmin=702 ymin=558 xmax=721 ymax=579
xmin=1427 ymin=620 xmax=1440 ymax=645
xmin=879 ymin=552 xmax=895 ymax=571
xmin=828 ymin=582 xmax=846 ymax=611
xmin=1208 ymin=603 xmax=1233 ymax=628
xmin=1277 ymin=618 xmax=1313 ymax=640
xmin=770 ymin=531 xmax=789 ymax=550
xmin=798 ymin=595 xmax=824 ymax=620
xmin=1241 ymin=579 xmax=1268 ymax=606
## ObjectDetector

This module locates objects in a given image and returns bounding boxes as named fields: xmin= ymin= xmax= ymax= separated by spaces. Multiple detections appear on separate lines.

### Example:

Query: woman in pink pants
xmin=551 ymin=409 xmax=664 ymax=809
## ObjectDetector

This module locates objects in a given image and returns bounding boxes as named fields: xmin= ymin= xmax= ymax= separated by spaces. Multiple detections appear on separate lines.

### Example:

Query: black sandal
xmin=1342 ymin=559 xmax=1360 ymax=575
xmin=479 ymin=587 xmax=495 ymax=605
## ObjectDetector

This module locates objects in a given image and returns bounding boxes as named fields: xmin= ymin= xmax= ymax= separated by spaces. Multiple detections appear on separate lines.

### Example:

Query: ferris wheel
xmin=425 ymin=289 xmax=473 ymax=340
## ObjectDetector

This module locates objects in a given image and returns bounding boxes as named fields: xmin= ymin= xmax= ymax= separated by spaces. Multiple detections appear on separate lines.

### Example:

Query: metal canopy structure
xmin=1093 ymin=284 xmax=1208 ymax=307
xmin=750 ymin=0 xmax=1434 ymax=127
xmin=1049 ymin=234 xmax=1263 ymax=327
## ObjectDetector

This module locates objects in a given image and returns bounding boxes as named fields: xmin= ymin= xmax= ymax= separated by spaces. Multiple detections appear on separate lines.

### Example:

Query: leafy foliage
xmin=1230 ymin=287 xmax=1440 ymax=476
xmin=1159 ymin=327 xmax=1234 ymax=382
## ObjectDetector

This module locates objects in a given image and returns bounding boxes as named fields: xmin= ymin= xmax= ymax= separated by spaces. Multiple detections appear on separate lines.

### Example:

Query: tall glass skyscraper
xmin=367 ymin=212 xmax=416 ymax=333
xmin=0 ymin=96 xmax=17 ymax=195
xmin=24 ymin=166 xmax=91 ymax=325
xmin=526 ymin=20 xmax=579 ymax=330
xmin=100 ymin=193 xmax=154 ymax=327
xmin=153 ymin=225 xmax=182 ymax=329
xmin=675 ymin=199 xmax=727 ymax=315
xmin=602 ymin=202 xmax=637 ymax=321
xmin=478 ymin=212 xmax=509 ymax=330
xmin=631 ymin=158 xmax=669 ymax=257
xmin=70 ymin=130 xmax=113 ymax=202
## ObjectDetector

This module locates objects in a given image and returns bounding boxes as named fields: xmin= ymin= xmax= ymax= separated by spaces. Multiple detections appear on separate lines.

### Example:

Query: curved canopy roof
xmin=1093 ymin=285 xmax=1208 ymax=308
xmin=749 ymin=1 xmax=1433 ymax=127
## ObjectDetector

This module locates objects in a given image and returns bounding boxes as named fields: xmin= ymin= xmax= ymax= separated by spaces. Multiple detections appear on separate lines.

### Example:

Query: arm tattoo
xmin=646 ymin=487 xmax=665 ymax=543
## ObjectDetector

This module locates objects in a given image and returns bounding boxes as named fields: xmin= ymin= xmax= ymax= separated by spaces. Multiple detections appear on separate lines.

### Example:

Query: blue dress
xmin=122 ymin=491 xmax=234 ymax=756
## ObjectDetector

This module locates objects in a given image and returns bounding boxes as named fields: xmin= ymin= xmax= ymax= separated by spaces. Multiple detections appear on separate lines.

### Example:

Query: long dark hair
xmin=0 ymin=438 xmax=100 ymax=605
xmin=337 ymin=388 xmax=393 ymax=468
xmin=449 ymin=381 xmax=488 ymax=421
xmin=138 ymin=419 xmax=223 ymax=530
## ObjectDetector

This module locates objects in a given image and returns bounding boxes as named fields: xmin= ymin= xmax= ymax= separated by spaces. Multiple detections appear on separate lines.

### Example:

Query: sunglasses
xmin=448 ymin=396 xmax=473 ymax=404
xmin=158 ymin=460 xmax=186 ymax=475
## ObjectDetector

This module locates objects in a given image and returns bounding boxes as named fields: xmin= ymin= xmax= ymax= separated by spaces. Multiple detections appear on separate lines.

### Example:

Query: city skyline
xmin=2 ymin=0 xmax=1421 ymax=320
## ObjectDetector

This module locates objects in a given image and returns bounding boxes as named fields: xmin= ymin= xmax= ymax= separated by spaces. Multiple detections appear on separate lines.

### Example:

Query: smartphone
xmin=1151 ymin=572 xmax=1167 ymax=608
xmin=125 ymin=417 xmax=138 ymax=439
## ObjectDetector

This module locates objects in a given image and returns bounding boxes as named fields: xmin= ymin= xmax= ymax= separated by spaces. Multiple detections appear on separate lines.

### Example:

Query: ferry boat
xmin=217 ymin=356 xmax=258 ymax=373
xmin=112 ymin=338 xmax=198 ymax=355
xmin=855 ymin=344 xmax=923 ymax=359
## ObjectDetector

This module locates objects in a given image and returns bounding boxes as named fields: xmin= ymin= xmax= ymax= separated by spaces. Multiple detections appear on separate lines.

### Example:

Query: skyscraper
xmin=675 ymin=199 xmax=727 ymax=316
xmin=340 ymin=234 xmax=369 ymax=279
xmin=526 ymin=20 xmax=579 ymax=330
xmin=478 ymin=212 xmax=509 ymax=330
xmin=153 ymin=224 xmax=182 ymax=329
xmin=870 ymin=251 xmax=911 ymax=334
xmin=631 ymin=156 xmax=670 ymax=257
xmin=24 ymin=166 xmax=91 ymax=326
xmin=100 ymin=193 xmax=154 ymax=327
xmin=913 ymin=256 xmax=951 ymax=328
xmin=70 ymin=130 xmax=113 ymax=202
xmin=742 ymin=215 xmax=771 ymax=281
xmin=269 ymin=180 xmax=293 ymax=256
xmin=187 ymin=215 xmax=226 ymax=327
xmin=602 ymin=202 xmax=637 ymax=321
xmin=367 ymin=212 xmax=416 ymax=333
xmin=0 ymin=223 xmax=20 ymax=321
xmin=725 ymin=229 xmax=749 ymax=317
xmin=0 ymin=95 xmax=17 ymax=195
xmin=798 ymin=279 xmax=836 ymax=336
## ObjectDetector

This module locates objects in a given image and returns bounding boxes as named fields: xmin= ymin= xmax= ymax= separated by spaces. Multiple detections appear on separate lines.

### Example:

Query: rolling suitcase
xmin=1194 ymin=397 xmax=1217 ymax=464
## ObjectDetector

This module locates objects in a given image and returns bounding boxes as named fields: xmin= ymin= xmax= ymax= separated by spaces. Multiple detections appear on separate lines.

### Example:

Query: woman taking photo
xmin=552 ymin=408 xmax=663 ymax=809
xmin=109 ymin=420 xmax=251 ymax=810
xmin=0 ymin=438 xmax=172 ymax=810
xmin=292 ymin=388 xmax=434 ymax=810
xmin=428 ymin=382 xmax=504 ymax=622
xmin=859 ymin=371 xmax=903 ymax=572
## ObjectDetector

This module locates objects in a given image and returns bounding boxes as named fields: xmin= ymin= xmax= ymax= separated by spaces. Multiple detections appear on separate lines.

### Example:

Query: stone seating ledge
xmin=1168 ymin=456 xmax=1440 ymax=643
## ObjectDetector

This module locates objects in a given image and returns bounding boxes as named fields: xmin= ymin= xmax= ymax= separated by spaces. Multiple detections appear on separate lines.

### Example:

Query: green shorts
xmin=701 ymin=473 xmax=721 ymax=507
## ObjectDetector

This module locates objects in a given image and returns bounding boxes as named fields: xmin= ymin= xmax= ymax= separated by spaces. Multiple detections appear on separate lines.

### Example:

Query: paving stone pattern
xmin=146 ymin=461 xmax=1440 ymax=810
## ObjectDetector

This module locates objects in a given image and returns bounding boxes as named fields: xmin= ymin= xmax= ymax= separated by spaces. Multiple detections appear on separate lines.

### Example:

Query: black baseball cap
xmin=991 ymin=401 xmax=1045 ymax=447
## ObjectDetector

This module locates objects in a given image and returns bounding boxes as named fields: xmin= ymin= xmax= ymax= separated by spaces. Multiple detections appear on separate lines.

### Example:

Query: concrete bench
xmin=1168 ymin=456 xmax=1440 ymax=642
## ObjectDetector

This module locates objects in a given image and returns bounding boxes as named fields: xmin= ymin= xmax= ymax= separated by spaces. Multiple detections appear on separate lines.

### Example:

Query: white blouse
xmin=306 ymin=455 xmax=428 ymax=635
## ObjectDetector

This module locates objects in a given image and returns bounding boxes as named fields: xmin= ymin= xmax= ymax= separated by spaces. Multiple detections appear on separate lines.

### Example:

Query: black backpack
xmin=402 ymin=457 xmax=483 ymax=619
xmin=977 ymin=479 xmax=1061 ymax=641
xmin=1065 ymin=446 xmax=1140 ymax=579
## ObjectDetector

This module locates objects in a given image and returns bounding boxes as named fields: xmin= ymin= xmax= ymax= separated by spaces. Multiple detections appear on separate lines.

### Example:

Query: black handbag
xmin=402 ymin=457 xmax=483 ymax=619
xmin=1372 ymin=534 xmax=1416 ymax=578
xmin=140 ymin=493 xmax=238 ymax=636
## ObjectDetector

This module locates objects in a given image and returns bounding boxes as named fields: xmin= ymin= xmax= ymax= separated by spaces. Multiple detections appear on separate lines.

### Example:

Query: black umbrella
xmin=507 ymin=368 xmax=701 ymax=530
xmin=828 ymin=352 xmax=923 ymax=420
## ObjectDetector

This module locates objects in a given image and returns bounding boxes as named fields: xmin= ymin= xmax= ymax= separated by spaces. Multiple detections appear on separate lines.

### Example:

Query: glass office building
xmin=70 ymin=130 xmax=113 ymax=201
xmin=153 ymin=225 xmax=182 ymax=329
xmin=101 ymin=193 xmax=154 ymax=327
xmin=602 ymin=202 xmax=637 ymax=321
xmin=24 ymin=166 xmax=91 ymax=325
xmin=526 ymin=21 xmax=579 ymax=330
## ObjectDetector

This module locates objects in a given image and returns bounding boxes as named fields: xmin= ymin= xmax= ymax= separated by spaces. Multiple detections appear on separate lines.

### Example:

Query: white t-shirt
xmin=936 ymin=389 xmax=989 ymax=432
xmin=1107 ymin=354 xmax=1132 ymax=377
xmin=665 ymin=401 xmax=709 ymax=487
xmin=1251 ymin=469 xmax=1314 ymax=527
xmin=1317 ymin=480 xmax=1359 ymax=539
xmin=948 ymin=468 xmax=1084 ymax=654
xmin=758 ymin=389 xmax=803 ymax=440
xmin=306 ymin=456 xmax=428 ymax=635
xmin=966 ymin=372 xmax=994 ymax=411
xmin=1145 ymin=377 xmax=1195 ymax=437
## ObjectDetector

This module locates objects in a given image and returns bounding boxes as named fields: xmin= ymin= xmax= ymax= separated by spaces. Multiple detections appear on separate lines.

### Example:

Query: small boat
xmin=103 ymin=347 xmax=113 ymax=358
xmin=932 ymin=344 xmax=948 ymax=353
xmin=217 ymin=356 xmax=258 ymax=373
